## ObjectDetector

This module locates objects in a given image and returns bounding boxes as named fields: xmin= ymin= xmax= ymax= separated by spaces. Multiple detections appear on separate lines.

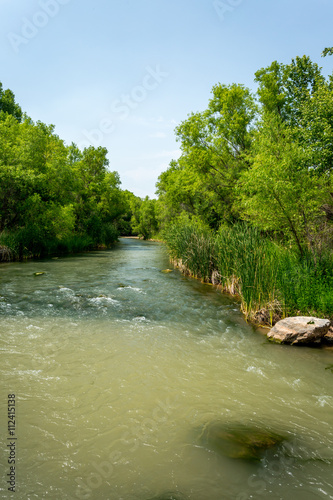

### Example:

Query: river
xmin=0 ymin=238 xmax=332 ymax=500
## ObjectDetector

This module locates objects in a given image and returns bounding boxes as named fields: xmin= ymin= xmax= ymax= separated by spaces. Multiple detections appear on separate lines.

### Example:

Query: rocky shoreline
xmin=169 ymin=258 xmax=333 ymax=348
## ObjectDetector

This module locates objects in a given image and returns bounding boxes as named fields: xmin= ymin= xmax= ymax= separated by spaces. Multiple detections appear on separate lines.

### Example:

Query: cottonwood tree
xmin=237 ymin=114 xmax=326 ymax=258
xmin=158 ymin=83 xmax=257 ymax=228
xmin=255 ymin=55 xmax=325 ymax=127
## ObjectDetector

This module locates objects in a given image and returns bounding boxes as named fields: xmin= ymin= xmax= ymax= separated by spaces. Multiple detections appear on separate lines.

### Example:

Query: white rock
xmin=267 ymin=316 xmax=331 ymax=345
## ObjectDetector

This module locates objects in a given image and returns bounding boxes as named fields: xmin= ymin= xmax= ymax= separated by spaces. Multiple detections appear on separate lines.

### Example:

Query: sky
xmin=0 ymin=0 xmax=333 ymax=198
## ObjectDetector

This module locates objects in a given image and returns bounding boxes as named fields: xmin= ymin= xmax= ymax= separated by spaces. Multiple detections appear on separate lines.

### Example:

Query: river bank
xmin=162 ymin=220 xmax=333 ymax=329
xmin=0 ymin=237 xmax=117 ymax=263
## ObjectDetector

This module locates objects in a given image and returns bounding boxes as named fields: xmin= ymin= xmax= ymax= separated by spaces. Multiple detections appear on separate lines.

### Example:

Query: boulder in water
xmin=199 ymin=421 xmax=286 ymax=461
xmin=267 ymin=316 xmax=331 ymax=345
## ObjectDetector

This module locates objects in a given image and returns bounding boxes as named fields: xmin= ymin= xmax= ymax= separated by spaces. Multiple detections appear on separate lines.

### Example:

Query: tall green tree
xmin=158 ymin=83 xmax=257 ymax=228
xmin=0 ymin=83 xmax=126 ymax=256
xmin=237 ymin=113 xmax=327 ymax=258
xmin=0 ymin=82 xmax=22 ymax=122
xmin=255 ymin=55 xmax=325 ymax=126
xmin=130 ymin=196 xmax=159 ymax=240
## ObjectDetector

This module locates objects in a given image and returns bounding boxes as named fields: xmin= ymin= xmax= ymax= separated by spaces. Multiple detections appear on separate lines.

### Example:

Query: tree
xmin=115 ymin=190 xmax=140 ymax=235
xmin=72 ymin=146 xmax=123 ymax=244
xmin=322 ymin=47 xmax=333 ymax=57
xmin=158 ymin=83 xmax=257 ymax=228
xmin=237 ymin=113 xmax=327 ymax=257
xmin=297 ymin=83 xmax=333 ymax=176
xmin=255 ymin=56 xmax=325 ymax=127
xmin=0 ymin=82 xmax=22 ymax=122
xmin=130 ymin=197 xmax=159 ymax=240
xmin=0 ymin=84 xmax=124 ymax=255
xmin=156 ymin=51 xmax=333 ymax=264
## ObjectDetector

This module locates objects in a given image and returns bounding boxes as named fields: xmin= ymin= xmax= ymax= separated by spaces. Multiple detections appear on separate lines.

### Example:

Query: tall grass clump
xmin=163 ymin=219 xmax=333 ymax=325
xmin=0 ymin=228 xmax=113 ymax=261
xmin=276 ymin=250 xmax=333 ymax=318
xmin=0 ymin=227 xmax=51 ymax=260
xmin=54 ymin=234 xmax=94 ymax=254
xmin=162 ymin=217 xmax=215 ymax=282
xmin=214 ymin=223 xmax=283 ymax=321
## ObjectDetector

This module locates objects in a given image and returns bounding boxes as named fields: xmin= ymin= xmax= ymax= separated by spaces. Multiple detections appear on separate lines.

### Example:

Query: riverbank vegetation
xmin=0 ymin=83 xmax=158 ymax=260
xmin=158 ymin=49 xmax=333 ymax=324
xmin=2 ymin=48 xmax=333 ymax=324
xmin=163 ymin=219 xmax=333 ymax=323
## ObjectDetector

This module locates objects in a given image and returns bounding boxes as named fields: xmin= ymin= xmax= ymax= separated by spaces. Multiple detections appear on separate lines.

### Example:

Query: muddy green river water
xmin=0 ymin=238 xmax=332 ymax=499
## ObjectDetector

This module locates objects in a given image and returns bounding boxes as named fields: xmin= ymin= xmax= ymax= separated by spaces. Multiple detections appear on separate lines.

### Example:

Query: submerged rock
xmin=267 ymin=316 xmax=331 ymax=345
xmin=161 ymin=269 xmax=173 ymax=273
xmin=199 ymin=421 xmax=286 ymax=461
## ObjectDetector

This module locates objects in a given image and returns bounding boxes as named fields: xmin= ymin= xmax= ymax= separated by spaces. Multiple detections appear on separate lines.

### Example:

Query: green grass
xmin=163 ymin=219 xmax=333 ymax=324
xmin=163 ymin=219 xmax=215 ymax=282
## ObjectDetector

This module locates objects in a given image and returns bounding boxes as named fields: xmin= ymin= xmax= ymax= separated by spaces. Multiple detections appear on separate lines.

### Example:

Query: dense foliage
xmin=159 ymin=49 xmax=333 ymax=322
xmin=2 ymin=48 xmax=333 ymax=321
xmin=163 ymin=218 xmax=333 ymax=323
xmin=0 ymin=84 xmax=158 ymax=259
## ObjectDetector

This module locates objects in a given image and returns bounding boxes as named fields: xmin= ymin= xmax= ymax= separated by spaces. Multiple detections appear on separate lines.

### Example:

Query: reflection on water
xmin=0 ymin=238 xmax=333 ymax=499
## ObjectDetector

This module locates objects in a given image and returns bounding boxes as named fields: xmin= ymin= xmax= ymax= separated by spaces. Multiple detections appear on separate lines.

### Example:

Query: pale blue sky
xmin=1 ymin=0 xmax=332 ymax=197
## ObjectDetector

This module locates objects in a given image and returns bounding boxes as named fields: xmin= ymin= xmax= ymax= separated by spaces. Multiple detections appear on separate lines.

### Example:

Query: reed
xmin=162 ymin=219 xmax=215 ymax=282
xmin=54 ymin=234 xmax=95 ymax=254
xmin=0 ymin=230 xmax=96 ymax=260
xmin=163 ymin=220 xmax=333 ymax=324
xmin=276 ymin=251 xmax=333 ymax=317
xmin=214 ymin=223 xmax=282 ymax=320
xmin=0 ymin=227 xmax=49 ymax=259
